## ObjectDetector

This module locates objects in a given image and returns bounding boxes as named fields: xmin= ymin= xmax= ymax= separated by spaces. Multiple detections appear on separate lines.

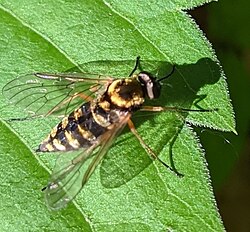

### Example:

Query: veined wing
xmin=2 ymin=72 xmax=112 ymax=117
xmin=43 ymin=114 xmax=131 ymax=210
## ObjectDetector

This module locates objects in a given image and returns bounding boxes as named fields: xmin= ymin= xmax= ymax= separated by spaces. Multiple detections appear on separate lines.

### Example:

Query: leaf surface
xmin=0 ymin=0 xmax=234 ymax=231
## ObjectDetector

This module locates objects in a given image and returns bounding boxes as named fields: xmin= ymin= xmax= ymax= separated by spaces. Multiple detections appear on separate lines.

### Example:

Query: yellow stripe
xmin=53 ymin=139 xmax=66 ymax=151
xmin=77 ymin=125 xmax=96 ymax=141
xmin=73 ymin=108 xmax=83 ymax=120
xmin=45 ymin=143 xmax=54 ymax=152
xmin=65 ymin=131 xmax=80 ymax=149
xmin=61 ymin=117 xmax=69 ymax=129
xmin=50 ymin=127 xmax=57 ymax=138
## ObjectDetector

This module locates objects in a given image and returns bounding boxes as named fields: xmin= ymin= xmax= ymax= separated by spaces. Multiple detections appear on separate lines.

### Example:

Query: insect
xmin=2 ymin=57 xmax=213 ymax=210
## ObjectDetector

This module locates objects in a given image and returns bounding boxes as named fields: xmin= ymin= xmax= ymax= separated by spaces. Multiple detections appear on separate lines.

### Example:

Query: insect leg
xmin=6 ymin=115 xmax=44 ymax=122
xmin=157 ymin=65 xmax=176 ymax=82
xmin=140 ymin=106 xmax=218 ymax=113
xmin=129 ymin=56 xmax=141 ymax=77
xmin=127 ymin=119 xmax=182 ymax=176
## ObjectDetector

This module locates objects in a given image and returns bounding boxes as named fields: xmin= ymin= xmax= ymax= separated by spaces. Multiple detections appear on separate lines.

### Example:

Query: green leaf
xmin=0 ymin=0 xmax=234 ymax=231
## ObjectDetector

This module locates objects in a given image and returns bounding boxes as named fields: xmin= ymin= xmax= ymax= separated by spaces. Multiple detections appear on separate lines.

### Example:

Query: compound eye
xmin=152 ymin=82 xmax=161 ymax=98
xmin=138 ymin=72 xmax=160 ymax=99
xmin=138 ymin=73 xmax=151 ymax=84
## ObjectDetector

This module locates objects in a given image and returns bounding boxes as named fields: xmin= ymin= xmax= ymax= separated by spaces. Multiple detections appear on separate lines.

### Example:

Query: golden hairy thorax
xmin=107 ymin=76 xmax=145 ymax=109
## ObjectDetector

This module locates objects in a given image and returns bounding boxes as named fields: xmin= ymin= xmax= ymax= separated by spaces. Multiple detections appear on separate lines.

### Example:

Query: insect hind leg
xmin=127 ymin=119 xmax=183 ymax=177
xmin=140 ymin=106 xmax=218 ymax=113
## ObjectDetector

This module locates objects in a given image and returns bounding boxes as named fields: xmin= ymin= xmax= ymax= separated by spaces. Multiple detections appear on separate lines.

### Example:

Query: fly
xmin=2 ymin=57 xmax=214 ymax=210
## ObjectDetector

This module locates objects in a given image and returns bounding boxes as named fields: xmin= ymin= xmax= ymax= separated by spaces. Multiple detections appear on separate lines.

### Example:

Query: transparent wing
xmin=2 ymin=72 xmax=112 ymax=116
xmin=43 ymin=114 xmax=130 ymax=210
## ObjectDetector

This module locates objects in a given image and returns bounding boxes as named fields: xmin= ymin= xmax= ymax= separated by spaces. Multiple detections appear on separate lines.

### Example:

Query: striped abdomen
xmin=38 ymin=102 xmax=108 ymax=152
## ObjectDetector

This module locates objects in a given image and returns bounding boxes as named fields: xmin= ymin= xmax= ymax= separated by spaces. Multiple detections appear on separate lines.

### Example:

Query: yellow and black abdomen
xmin=38 ymin=102 xmax=108 ymax=152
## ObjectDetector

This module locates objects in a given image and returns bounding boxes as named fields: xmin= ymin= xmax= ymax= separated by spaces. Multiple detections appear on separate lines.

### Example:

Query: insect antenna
xmin=157 ymin=65 xmax=176 ymax=83
xmin=129 ymin=56 xmax=141 ymax=77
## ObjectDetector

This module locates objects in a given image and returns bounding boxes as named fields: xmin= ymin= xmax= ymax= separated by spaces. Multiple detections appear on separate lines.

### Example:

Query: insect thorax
xmin=107 ymin=78 xmax=145 ymax=109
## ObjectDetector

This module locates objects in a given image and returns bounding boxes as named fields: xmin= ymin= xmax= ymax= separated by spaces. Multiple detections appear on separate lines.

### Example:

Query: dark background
xmin=190 ymin=0 xmax=250 ymax=231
